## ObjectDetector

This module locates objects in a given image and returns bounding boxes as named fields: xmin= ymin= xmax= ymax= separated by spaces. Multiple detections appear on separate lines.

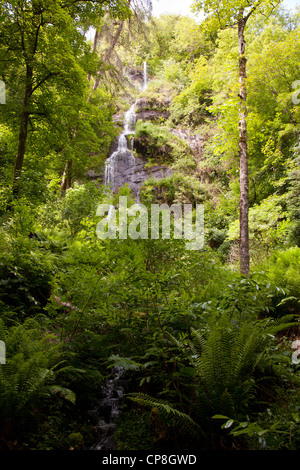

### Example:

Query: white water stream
xmin=89 ymin=367 xmax=125 ymax=450
xmin=104 ymin=104 xmax=137 ymax=193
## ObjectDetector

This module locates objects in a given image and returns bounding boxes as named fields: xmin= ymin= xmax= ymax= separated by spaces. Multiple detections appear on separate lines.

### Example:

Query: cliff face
xmin=135 ymin=96 xmax=171 ymax=122
xmin=87 ymin=76 xmax=205 ymax=202
xmin=100 ymin=97 xmax=173 ymax=200
xmin=104 ymin=151 xmax=173 ymax=201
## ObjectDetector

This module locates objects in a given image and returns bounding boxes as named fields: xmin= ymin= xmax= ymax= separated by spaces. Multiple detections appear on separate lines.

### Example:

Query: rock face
xmin=87 ymin=65 xmax=176 ymax=198
xmin=135 ymin=97 xmax=171 ymax=122
xmin=125 ymin=67 xmax=144 ymax=89
xmin=106 ymin=151 xmax=173 ymax=201
xmin=104 ymin=101 xmax=173 ymax=200
xmin=169 ymin=128 xmax=205 ymax=156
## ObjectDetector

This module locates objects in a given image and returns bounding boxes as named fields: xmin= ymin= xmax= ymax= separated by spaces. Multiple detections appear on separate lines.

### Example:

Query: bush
xmin=134 ymin=121 xmax=193 ymax=167
xmin=140 ymin=173 xmax=211 ymax=206
xmin=0 ymin=316 xmax=76 ymax=448
xmin=61 ymin=182 xmax=109 ymax=235
xmin=259 ymin=247 xmax=300 ymax=317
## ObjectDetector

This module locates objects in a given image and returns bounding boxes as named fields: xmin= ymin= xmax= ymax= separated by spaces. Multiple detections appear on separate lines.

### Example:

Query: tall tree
xmin=90 ymin=0 xmax=152 ymax=92
xmin=192 ymin=0 xmax=281 ymax=276
xmin=0 ymin=0 xmax=131 ymax=198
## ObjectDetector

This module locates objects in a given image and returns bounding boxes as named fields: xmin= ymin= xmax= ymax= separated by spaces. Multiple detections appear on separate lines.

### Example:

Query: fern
xmin=125 ymin=312 xmax=299 ymax=446
xmin=189 ymin=312 xmax=299 ymax=419
xmin=128 ymin=392 xmax=205 ymax=438
xmin=0 ymin=317 xmax=76 ymax=427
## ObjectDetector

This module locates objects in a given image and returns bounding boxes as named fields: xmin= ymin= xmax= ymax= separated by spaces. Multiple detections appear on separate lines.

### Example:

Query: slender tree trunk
xmin=238 ymin=14 xmax=250 ymax=276
xmin=60 ymin=160 xmax=73 ymax=195
xmin=12 ymin=64 xmax=33 ymax=197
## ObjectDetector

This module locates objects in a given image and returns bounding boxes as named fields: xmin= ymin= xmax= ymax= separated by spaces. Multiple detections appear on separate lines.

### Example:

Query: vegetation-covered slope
xmin=0 ymin=0 xmax=299 ymax=451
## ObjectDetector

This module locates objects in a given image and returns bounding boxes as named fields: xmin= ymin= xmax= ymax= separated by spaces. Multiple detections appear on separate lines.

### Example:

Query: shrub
xmin=0 ymin=317 xmax=75 ymax=448
xmin=140 ymin=173 xmax=211 ymax=206
xmin=259 ymin=247 xmax=300 ymax=317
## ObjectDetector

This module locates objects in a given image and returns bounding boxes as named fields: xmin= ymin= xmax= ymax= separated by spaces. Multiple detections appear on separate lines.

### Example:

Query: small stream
xmin=89 ymin=366 xmax=125 ymax=450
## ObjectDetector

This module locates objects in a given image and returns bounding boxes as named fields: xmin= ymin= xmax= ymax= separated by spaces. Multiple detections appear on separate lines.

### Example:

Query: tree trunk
xmin=238 ymin=14 xmax=250 ymax=276
xmin=12 ymin=64 xmax=33 ymax=197
xmin=93 ymin=20 xmax=124 ymax=91
xmin=60 ymin=160 xmax=73 ymax=195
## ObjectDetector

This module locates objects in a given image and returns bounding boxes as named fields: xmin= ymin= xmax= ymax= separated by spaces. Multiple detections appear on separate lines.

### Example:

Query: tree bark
xmin=238 ymin=13 xmax=250 ymax=276
xmin=60 ymin=160 xmax=73 ymax=194
xmin=12 ymin=64 xmax=33 ymax=197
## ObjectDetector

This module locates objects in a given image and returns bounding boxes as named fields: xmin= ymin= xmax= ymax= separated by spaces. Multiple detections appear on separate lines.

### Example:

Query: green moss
xmin=65 ymin=432 xmax=85 ymax=450
xmin=134 ymin=121 xmax=193 ymax=168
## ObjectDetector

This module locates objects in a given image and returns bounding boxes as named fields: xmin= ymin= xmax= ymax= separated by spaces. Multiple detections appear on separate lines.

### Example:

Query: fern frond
xmin=128 ymin=392 xmax=205 ymax=438
xmin=49 ymin=385 xmax=76 ymax=404
xmin=264 ymin=315 xmax=299 ymax=336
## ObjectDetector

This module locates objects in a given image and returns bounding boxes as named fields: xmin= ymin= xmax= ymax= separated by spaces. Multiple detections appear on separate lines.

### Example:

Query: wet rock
xmin=105 ymin=152 xmax=172 ymax=201
xmin=135 ymin=109 xmax=170 ymax=121
xmin=125 ymin=67 xmax=144 ymax=88
xmin=89 ymin=367 xmax=125 ymax=451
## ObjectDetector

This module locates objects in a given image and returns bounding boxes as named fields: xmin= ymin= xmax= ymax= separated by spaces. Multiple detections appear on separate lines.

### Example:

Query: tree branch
xmin=31 ymin=72 xmax=58 ymax=95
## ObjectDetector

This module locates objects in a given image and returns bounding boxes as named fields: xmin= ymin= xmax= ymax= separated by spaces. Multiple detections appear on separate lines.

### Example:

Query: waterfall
xmin=104 ymin=104 xmax=137 ymax=193
xmin=103 ymin=62 xmax=149 ymax=199
xmin=143 ymin=61 xmax=148 ymax=91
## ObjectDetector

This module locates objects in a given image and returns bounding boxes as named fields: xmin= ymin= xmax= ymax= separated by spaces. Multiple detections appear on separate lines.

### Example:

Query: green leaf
xmin=221 ymin=419 xmax=235 ymax=429
xmin=212 ymin=414 xmax=231 ymax=420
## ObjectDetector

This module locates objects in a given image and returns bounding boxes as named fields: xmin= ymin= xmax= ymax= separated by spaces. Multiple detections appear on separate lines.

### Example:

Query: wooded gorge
xmin=0 ymin=0 xmax=299 ymax=452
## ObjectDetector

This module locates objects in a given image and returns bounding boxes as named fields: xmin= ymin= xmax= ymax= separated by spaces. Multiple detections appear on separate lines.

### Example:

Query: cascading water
xmin=89 ymin=367 xmax=125 ymax=451
xmin=103 ymin=62 xmax=149 ymax=200
xmin=104 ymin=104 xmax=137 ymax=194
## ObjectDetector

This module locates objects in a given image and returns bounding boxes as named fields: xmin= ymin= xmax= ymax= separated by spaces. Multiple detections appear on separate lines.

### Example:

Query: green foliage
xmin=61 ymin=182 xmax=109 ymax=235
xmin=134 ymin=120 xmax=194 ymax=168
xmin=169 ymin=57 xmax=213 ymax=126
xmin=128 ymin=393 xmax=201 ymax=436
xmin=190 ymin=313 xmax=297 ymax=419
xmin=213 ymin=402 xmax=300 ymax=450
xmin=0 ymin=212 xmax=57 ymax=323
xmin=0 ymin=0 xmax=299 ymax=452
xmin=124 ymin=307 xmax=298 ymax=448
xmin=192 ymin=0 xmax=282 ymax=28
xmin=0 ymin=316 xmax=76 ymax=446
xmin=140 ymin=173 xmax=211 ymax=207
xmin=288 ymin=152 xmax=300 ymax=245
xmin=114 ymin=408 xmax=152 ymax=450
xmin=64 ymin=432 xmax=85 ymax=450
xmin=258 ymin=247 xmax=300 ymax=316
xmin=139 ymin=14 xmax=207 ymax=66
xmin=227 ymin=194 xmax=291 ymax=260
